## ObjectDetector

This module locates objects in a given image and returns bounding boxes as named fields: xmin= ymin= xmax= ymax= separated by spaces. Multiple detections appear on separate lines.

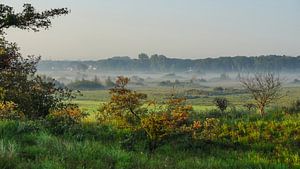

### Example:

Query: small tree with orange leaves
xmin=99 ymin=77 xmax=200 ymax=152
xmin=99 ymin=76 xmax=147 ymax=129
xmin=141 ymin=96 xmax=199 ymax=152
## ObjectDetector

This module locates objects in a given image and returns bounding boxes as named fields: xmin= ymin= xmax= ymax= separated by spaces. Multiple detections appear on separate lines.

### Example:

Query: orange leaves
xmin=141 ymin=96 xmax=196 ymax=144
xmin=99 ymin=76 xmax=147 ymax=129
xmin=99 ymin=76 xmax=205 ymax=151
xmin=193 ymin=118 xmax=221 ymax=141
xmin=192 ymin=121 xmax=201 ymax=130
xmin=166 ymin=97 xmax=187 ymax=107
xmin=48 ymin=105 xmax=86 ymax=125
xmin=51 ymin=106 xmax=82 ymax=120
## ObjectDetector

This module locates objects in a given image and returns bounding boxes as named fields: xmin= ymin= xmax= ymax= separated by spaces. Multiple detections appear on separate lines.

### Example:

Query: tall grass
xmin=0 ymin=110 xmax=299 ymax=169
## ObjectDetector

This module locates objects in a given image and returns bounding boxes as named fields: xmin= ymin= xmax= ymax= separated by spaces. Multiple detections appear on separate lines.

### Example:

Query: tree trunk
xmin=148 ymin=140 xmax=157 ymax=154
xmin=259 ymin=105 xmax=265 ymax=116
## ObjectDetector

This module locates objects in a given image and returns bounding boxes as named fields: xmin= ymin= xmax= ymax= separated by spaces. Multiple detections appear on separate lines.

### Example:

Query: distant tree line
xmin=38 ymin=54 xmax=300 ymax=73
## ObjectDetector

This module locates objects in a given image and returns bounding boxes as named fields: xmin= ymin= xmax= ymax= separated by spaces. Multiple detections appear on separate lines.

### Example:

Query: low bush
xmin=46 ymin=105 xmax=87 ymax=134
xmin=213 ymin=97 xmax=229 ymax=113
xmin=99 ymin=77 xmax=201 ymax=152
xmin=0 ymin=102 xmax=24 ymax=120
xmin=284 ymin=100 xmax=300 ymax=114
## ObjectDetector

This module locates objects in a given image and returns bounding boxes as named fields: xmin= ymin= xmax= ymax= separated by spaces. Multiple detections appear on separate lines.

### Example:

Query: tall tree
xmin=0 ymin=3 xmax=70 ymax=118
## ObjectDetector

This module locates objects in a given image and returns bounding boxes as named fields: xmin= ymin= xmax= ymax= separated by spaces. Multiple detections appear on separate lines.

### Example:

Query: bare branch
xmin=240 ymin=73 xmax=282 ymax=115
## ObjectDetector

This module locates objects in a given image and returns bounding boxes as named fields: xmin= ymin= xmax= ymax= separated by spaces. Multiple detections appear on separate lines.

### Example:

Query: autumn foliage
xmin=46 ymin=105 xmax=86 ymax=134
xmin=0 ymin=101 xmax=24 ymax=120
xmin=99 ymin=76 xmax=201 ymax=151
xmin=98 ymin=76 xmax=147 ymax=129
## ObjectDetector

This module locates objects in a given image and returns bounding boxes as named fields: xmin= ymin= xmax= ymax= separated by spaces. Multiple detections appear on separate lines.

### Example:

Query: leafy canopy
xmin=0 ymin=3 xmax=71 ymax=118
xmin=0 ymin=3 xmax=69 ymax=34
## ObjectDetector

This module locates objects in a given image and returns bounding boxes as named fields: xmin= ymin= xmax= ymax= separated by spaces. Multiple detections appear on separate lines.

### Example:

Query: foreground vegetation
xmin=1 ymin=76 xmax=300 ymax=169
xmin=1 ymin=107 xmax=299 ymax=169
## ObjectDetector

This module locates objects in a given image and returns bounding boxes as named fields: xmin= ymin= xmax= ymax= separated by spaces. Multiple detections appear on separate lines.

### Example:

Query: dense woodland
xmin=38 ymin=54 xmax=300 ymax=72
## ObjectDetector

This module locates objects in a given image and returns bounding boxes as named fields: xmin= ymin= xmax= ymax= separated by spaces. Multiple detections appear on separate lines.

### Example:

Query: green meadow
xmin=1 ymin=85 xmax=300 ymax=169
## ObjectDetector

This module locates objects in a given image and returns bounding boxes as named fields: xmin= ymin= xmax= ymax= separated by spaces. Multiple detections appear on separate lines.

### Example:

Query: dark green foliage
xmin=213 ymin=97 xmax=229 ymax=113
xmin=159 ymin=80 xmax=173 ymax=86
xmin=0 ymin=3 xmax=72 ymax=119
xmin=38 ymin=54 xmax=300 ymax=72
xmin=0 ymin=3 xmax=69 ymax=34
xmin=1 ymin=71 xmax=75 ymax=118
xmin=243 ymin=103 xmax=256 ymax=111
xmin=67 ymin=80 xmax=104 ymax=90
xmin=213 ymin=87 xmax=225 ymax=93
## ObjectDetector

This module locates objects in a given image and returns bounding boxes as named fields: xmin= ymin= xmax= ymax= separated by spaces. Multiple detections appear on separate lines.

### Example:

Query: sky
xmin=2 ymin=0 xmax=300 ymax=60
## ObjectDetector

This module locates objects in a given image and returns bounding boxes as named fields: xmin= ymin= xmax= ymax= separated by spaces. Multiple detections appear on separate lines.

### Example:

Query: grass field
xmin=74 ymin=86 xmax=300 ymax=114
xmin=1 ymin=112 xmax=300 ymax=169
xmin=1 ymin=85 xmax=300 ymax=169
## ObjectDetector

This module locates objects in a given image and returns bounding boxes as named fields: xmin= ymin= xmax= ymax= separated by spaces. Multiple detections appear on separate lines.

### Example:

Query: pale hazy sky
xmin=3 ymin=0 xmax=300 ymax=60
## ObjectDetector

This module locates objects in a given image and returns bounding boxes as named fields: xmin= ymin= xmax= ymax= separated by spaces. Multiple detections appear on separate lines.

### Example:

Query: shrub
xmin=0 ymin=102 xmax=24 ymax=120
xmin=67 ymin=80 xmax=104 ymax=90
xmin=243 ymin=103 xmax=256 ymax=111
xmin=284 ymin=100 xmax=300 ymax=114
xmin=16 ymin=120 xmax=43 ymax=134
xmin=213 ymin=97 xmax=229 ymax=113
xmin=141 ymin=97 xmax=197 ymax=152
xmin=193 ymin=118 xmax=220 ymax=141
xmin=213 ymin=87 xmax=224 ymax=93
xmin=99 ymin=77 xmax=200 ymax=152
xmin=46 ymin=105 xmax=87 ymax=134
xmin=98 ymin=76 xmax=147 ymax=129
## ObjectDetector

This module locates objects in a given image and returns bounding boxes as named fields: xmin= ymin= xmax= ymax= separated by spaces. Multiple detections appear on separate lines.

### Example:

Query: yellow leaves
xmin=100 ymin=76 xmax=202 ymax=148
xmin=48 ymin=106 xmax=86 ymax=124
xmin=147 ymin=100 xmax=157 ymax=106
xmin=141 ymin=115 xmax=165 ymax=140
xmin=0 ymin=101 xmax=16 ymax=112
xmin=99 ymin=77 xmax=148 ymax=129
xmin=0 ymin=101 xmax=24 ymax=120
xmin=0 ymin=47 xmax=5 ymax=55
xmin=140 ymin=96 xmax=197 ymax=142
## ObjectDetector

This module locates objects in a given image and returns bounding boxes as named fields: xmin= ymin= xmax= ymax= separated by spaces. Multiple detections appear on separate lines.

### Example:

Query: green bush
xmin=67 ymin=80 xmax=104 ymax=90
